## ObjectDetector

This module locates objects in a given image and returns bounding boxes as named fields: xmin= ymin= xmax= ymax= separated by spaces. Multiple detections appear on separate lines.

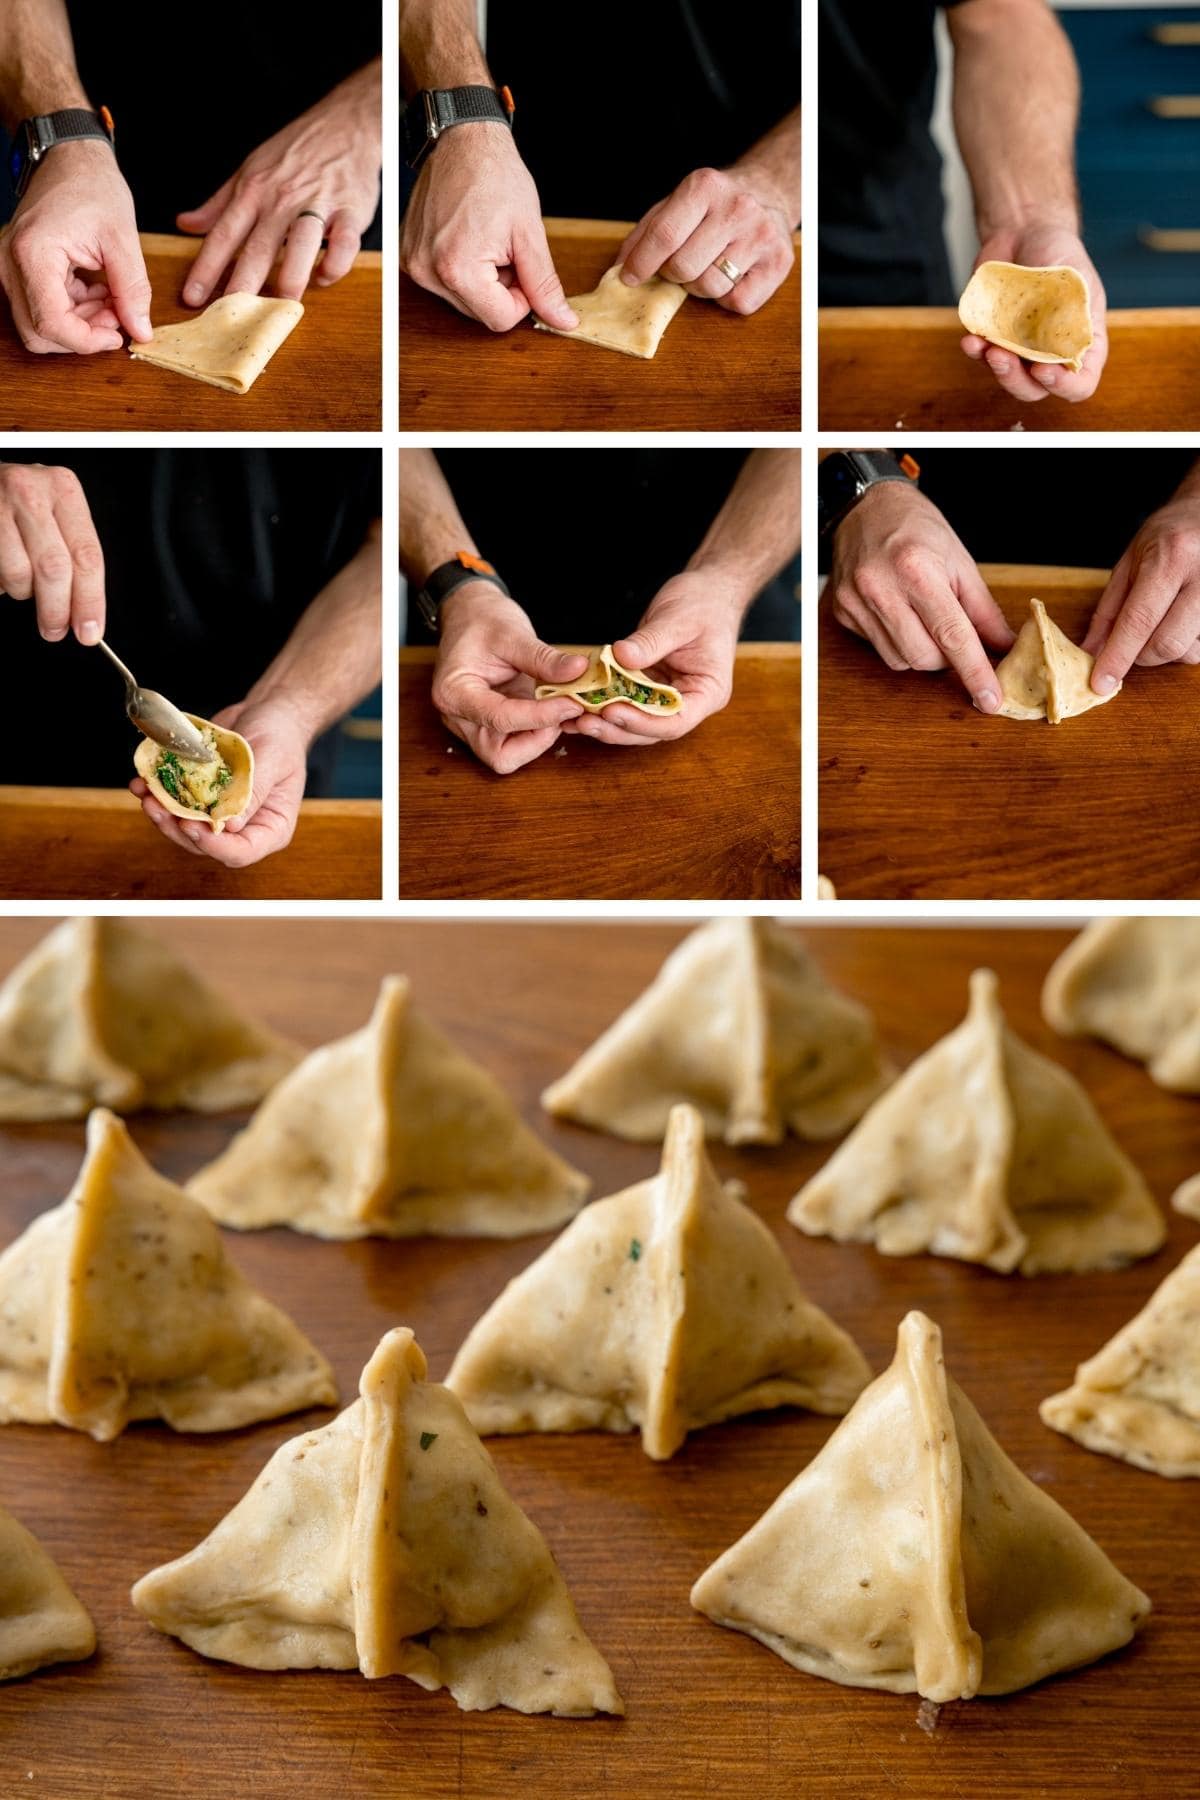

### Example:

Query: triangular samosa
xmin=0 ymin=917 xmax=298 ymax=1121
xmin=788 ymin=969 xmax=1163 ymax=1275
xmin=1043 ymin=918 xmax=1200 ymax=1093
xmin=0 ymin=1108 xmax=336 ymax=1440
xmin=541 ymin=918 xmax=893 ymax=1146
xmin=187 ymin=976 xmax=589 ymax=1239
xmin=448 ymin=1103 xmax=871 ymax=1459
xmin=0 ymin=1505 xmax=95 ymax=1681
xmin=1041 ymin=1243 xmax=1200 ymax=1477
xmin=132 ymin=1327 xmax=622 ymax=1717
xmin=692 ymin=1311 xmax=1150 ymax=1700
xmin=995 ymin=599 xmax=1118 ymax=723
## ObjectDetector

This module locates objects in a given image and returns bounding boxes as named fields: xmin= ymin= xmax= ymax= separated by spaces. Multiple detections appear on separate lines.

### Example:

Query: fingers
xmin=659 ymin=209 xmax=737 ymax=288
xmin=437 ymin=676 xmax=581 ymax=735
xmin=100 ymin=228 xmax=154 ymax=341
xmin=713 ymin=255 xmax=789 ymax=317
xmin=312 ymin=211 xmax=362 ymax=288
xmin=572 ymin=710 xmax=667 ymax=747
xmin=612 ymin=627 xmax=678 ymax=671
xmin=1089 ymin=563 xmax=1179 ymax=691
xmin=907 ymin=585 xmax=1002 ymax=711
xmin=176 ymin=178 xmax=236 ymax=239
xmin=182 ymin=193 xmax=259 ymax=306
xmin=510 ymin=222 xmax=578 ymax=329
xmin=1135 ymin=583 xmax=1200 ymax=669
xmin=0 ymin=509 xmax=32 ymax=601
xmin=51 ymin=469 xmax=105 ymax=643
xmin=18 ymin=248 xmax=124 ymax=353
xmin=133 ymin=789 xmax=210 ymax=858
xmin=980 ymin=344 xmax=1051 ymax=404
xmin=1081 ymin=552 xmax=1132 ymax=657
xmin=620 ymin=184 xmax=710 ymax=285
xmin=452 ymin=719 xmax=562 ymax=775
xmin=955 ymin=567 xmax=1016 ymax=651
xmin=506 ymin=642 xmax=589 ymax=685
xmin=830 ymin=589 xmax=910 ymax=670
xmin=437 ymin=261 xmax=532 ymax=331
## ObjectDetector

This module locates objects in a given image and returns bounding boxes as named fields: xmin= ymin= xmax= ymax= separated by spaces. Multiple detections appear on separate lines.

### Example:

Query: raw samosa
xmin=0 ymin=1506 xmax=95 ymax=1681
xmin=533 ymin=263 xmax=686 ymax=359
xmin=1043 ymin=918 xmax=1200 ymax=1093
xmin=995 ymin=599 xmax=1117 ymax=723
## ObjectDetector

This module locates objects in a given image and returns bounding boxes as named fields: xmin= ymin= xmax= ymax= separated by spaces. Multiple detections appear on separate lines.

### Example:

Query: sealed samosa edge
xmin=535 ymin=644 xmax=682 ymax=714
xmin=129 ymin=293 xmax=303 ymax=393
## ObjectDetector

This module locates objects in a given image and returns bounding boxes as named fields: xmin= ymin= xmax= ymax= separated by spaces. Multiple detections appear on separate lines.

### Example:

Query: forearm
xmin=1171 ymin=458 xmax=1200 ymax=504
xmin=399 ymin=449 xmax=481 ymax=584
xmin=950 ymin=0 xmax=1079 ymax=236
xmin=0 ymin=0 xmax=88 ymax=131
xmin=400 ymin=0 xmax=491 ymax=95
xmin=687 ymin=450 xmax=801 ymax=610
xmin=730 ymin=107 xmax=801 ymax=228
xmin=243 ymin=525 xmax=382 ymax=740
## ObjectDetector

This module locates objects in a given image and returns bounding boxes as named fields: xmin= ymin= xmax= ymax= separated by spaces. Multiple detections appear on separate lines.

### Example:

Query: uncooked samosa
xmin=692 ymin=1311 xmax=1149 ymax=1700
xmin=1041 ymin=1243 xmax=1200 ymax=1477
xmin=788 ymin=969 xmax=1163 ymax=1275
xmin=448 ymin=1103 xmax=870 ymax=1459
xmin=0 ymin=1505 xmax=95 ymax=1681
xmin=542 ymin=918 xmax=893 ymax=1146
xmin=187 ymin=976 xmax=589 ymax=1239
xmin=132 ymin=1327 xmax=622 ymax=1717
xmin=995 ymin=599 xmax=1117 ymax=723
xmin=533 ymin=264 xmax=687 ymax=359
xmin=0 ymin=917 xmax=298 ymax=1121
xmin=0 ymin=1109 xmax=336 ymax=1441
xmin=1043 ymin=918 xmax=1200 ymax=1093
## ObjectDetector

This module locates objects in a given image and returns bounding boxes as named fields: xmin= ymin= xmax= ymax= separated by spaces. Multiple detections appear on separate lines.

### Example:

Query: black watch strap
xmin=12 ymin=107 xmax=115 ymax=199
xmin=402 ymin=86 xmax=514 ymax=170
xmin=415 ymin=553 xmax=510 ymax=634
xmin=818 ymin=450 xmax=920 ymax=538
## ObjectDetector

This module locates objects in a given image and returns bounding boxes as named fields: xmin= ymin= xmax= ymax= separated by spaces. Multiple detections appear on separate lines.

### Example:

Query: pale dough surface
xmin=130 ymin=294 xmax=303 ymax=393
xmin=534 ymin=264 xmax=687 ymax=359
xmin=958 ymin=261 xmax=1092 ymax=371
xmin=534 ymin=643 xmax=682 ymax=713
xmin=995 ymin=598 xmax=1117 ymax=723
xmin=0 ymin=1506 xmax=95 ymax=1681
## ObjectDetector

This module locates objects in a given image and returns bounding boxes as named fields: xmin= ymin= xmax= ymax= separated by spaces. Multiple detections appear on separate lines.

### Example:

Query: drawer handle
xmin=1150 ymin=24 xmax=1200 ymax=46
xmin=1140 ymin=227 xmax=1200 ymax=252
xmin=1148 ymin=95 xmax=1200 ymax=118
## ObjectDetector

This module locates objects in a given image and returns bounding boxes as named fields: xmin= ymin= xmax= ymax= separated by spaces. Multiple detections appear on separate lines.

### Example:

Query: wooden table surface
xmin=0 ymin=788 xmax=381 ymax=901
xmin=2 ymin=918 xmax=1198 ymax=1800
xmin=0 ymin=235 xmax=381 ymax=433
xmin=818 ymin=307 xmax=1200 ymax=432
xmin=399 ymin=644 xmax=800 ymax=899
xmin=820 ymin=564 xmax=1200 ymax=900
xmin=400 ymin=219 xmax=801 ymax=431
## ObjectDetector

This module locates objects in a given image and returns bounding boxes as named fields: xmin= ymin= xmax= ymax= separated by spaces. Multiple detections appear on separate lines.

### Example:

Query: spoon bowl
xmin=97 ymin=640 xmax=212 ymax=762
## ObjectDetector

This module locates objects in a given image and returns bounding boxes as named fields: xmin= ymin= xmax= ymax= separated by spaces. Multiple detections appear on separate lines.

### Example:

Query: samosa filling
xmin=155 ymin=730 xmax=234 ymax=814
xmin=582 ymin=671 xmax=675 ymax=707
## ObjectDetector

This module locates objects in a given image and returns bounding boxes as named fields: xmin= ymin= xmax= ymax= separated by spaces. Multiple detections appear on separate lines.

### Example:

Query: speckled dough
xmin=535 ymin=643 xmax=682 ymax=714
xmin=129 ymin=294 xmax=303 ymax=392
xmin=1043 ymin=918 xmax=1200 ymax=1093
xmin=534 ymin=263 xmax=687 ymax=359
xmin=959 ymin=261 xmax=1093 ymax=371
xmin=995 ymin=599 xmax=1118 ymax=723
xmin=0 ymin=1506 xmax=95 ymax=1681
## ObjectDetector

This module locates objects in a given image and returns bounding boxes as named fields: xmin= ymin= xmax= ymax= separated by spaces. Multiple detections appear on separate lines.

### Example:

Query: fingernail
xmin=184 ymin=827 xmax=202 ymax=841
xmin=41 ymin=627 xmax=66 ymax=642
xmin=135 ymin=315 xmax=153 ymax=339
xmin=1093 ymin=673 xmax=1118 ymax=696
xmin=620 ymin=270 xmax=639 ymax=286
xmin=560 ymin=308 xmax=579 ymax=327
xmin=973 ymin=687 xmax=1001 ymax=715
xmin=184 ymin=284 xmax=203 ymax=305
xmin=78 ymin=619 xmax=100 ymax=646
xmin=1038 ymin=368 xmax=1057 ymax=388
xmin=991 ymin=356 xmax=1010 ymax=374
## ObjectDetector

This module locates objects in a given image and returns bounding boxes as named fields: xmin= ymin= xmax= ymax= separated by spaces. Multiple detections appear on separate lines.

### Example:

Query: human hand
xmin=400 ymin=125 xmax=578 ymax=332
xmin=431 ymin=584 xmax=587 ymax=774
xmin=130 ymin=697 xmax=308 ymax=867
xmin=617 ymin=166 xmax=794 ymax=315
xmin=1082 ymin=496 xmax=1200 ymax=693
xmin=0 ymin=461 xmax=105 ymax=643
xmin=828 ymin=481 xmax=1015 ymax=712
xmin=960 ymin=223 xmax=1108 ymax=404
xmin=0 ymin=141 xmax=152 ymax=352
xmin=176 ymin=65 xmax=381 ymax=305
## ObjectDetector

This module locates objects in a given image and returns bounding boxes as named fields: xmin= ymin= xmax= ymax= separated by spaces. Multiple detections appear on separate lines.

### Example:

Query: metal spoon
xmin=96 ymin=639 xmax=212 ymax=762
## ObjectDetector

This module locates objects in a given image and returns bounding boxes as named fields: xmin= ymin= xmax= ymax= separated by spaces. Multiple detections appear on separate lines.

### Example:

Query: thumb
xmin=102 ymin=228 xmax=153 ymax=341
xmin=613 ymin=625 xmax=673 ymax=670
xmin=509 ymin=640 xmax=590 ymax=684
xmin=511 ymin=223 xmax=578 ymax=330
xmin=957 ymin=569 xmax=1017 ymax=651
xmin=176 ymin=179 xmax=233 ymax=236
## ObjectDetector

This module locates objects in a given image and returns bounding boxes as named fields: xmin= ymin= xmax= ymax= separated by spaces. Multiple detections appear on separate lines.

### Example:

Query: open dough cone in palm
xmin=788 ymin=969 xmax=1163 ymax=1275
xmin=533 ymin=263 xmax=687 ymax=359
xmin=692 ymin=1311 xmax=1150 ymax=1700
xmin=542 ymin=918 xmax=893 ymax=1146
xmin=187 ymin=976 xmax=590 ymax=1239
xmin=133 ymin=714 xmax=254 ymax=832
xmin=448 ymin=1103 xmax=870 ymax=1460
xmin=1043 ymin=918 xmax=1200 ymax=1093
xmin=535 ymin=644 xmax=682 ymax=714
xmin=959 ymin=261 xmax=1093 ymax=372
xmin=129 ymin=294 xmax=303 ymax=393
xmin=0 ymin=917 xmax=299 ymax=1122
xmin=0 ymin=1108 xmax=337 ymax=1441
xmin=132 ymin=1327 xmax=622 ymax=1717
xmin=995 ymin=599 xmax=1117 ymax=722
xmin=0 ymin=1507 xmax=95 ymax=1681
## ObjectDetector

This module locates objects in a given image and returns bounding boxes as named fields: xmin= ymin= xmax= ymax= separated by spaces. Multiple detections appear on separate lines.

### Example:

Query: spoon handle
xmin=96 ymin=638 xmax=137 ymax=691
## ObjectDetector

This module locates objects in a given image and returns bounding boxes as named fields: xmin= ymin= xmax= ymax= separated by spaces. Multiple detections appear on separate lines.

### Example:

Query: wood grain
xmin=0 ymin=236 xmax=381 ymax=432
xmin=818 ymin=307 xmax=1200 ymax=432
xmin=0 ymin=788 xmax=381 ymax=900
xmin=1 ymin=918 xmax=1198 ymax=1800
xmin=399 ymin=645 xmax=800 ymax=899
xmin=819 ymin=565 xmax=1200 ymax=899
xmin=400 ymin=219 xmax=801 ymax=431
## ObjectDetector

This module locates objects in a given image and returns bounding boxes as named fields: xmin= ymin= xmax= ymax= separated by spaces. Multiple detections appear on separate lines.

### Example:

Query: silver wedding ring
xmin=296 ymin=210 xmax=328 ymax=227
xmin=714 ymin=256 xmax=742 ymax=284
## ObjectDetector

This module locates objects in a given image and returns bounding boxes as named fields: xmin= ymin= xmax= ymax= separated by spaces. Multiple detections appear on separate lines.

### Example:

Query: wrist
xmin=678 ymin=558 xmax=756 ymax=619
xmin=977 ymin=200 xmax=1080 ymax=241
xmin=440 ymin=581 xmax=522 ymax=629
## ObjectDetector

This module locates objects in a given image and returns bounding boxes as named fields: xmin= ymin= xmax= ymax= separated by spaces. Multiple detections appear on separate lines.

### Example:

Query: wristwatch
xmin=414 ymin=552 xmax=511 ymax=634
xmin=402 ymin=86 xmax=514 ymax=172
xmin=10 ymin=107 xmax=115 ymax=201
xmin=818 ymin=450 xmax=921 ymax=538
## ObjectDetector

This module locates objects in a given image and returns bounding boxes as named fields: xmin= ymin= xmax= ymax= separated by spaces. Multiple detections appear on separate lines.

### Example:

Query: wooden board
xmin=819 ymin=565 xmax=1200 ymax=899
xmin=0 ymin=236 xmax=381 ymax=432
xmin=400 ymin=219 xmax=801 ymax=431
xmin=2 ymin=917 xmax=1198 ymax=1800
xmin=398 ymin=644 xmax=800 ymax=899
xmin=818 ymin=307 xmax=1200 ymax=432
xmin=0 ymin=788 xmax=381 ymax=900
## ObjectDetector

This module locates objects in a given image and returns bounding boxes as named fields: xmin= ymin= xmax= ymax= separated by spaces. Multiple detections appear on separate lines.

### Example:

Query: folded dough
xmin=788 ymin=969 xmax=1163 ymax=1275
xmin=187 ymin=975 xmax=589 ymax=1239
xmin=132 ymin=713 xmax=253 ymax=834
xmin=995 ymin=599 xmax=1117 ymax=722
xmin=1174 ymin=1173 xmax=1200 ymax=1219
xmin=958 ymin=260 xmax=1093 ymax=373
xmin=692 ymin=1310 xmax=1150 ymax=1700
xmin=1043 ymin=918 xmax=1200 ymax=1093
xmin=0 ymin=917 xmax=299 ymax=1122
xmin=542 ymin=918 xmax=893 ymax=1146
xmin=0 ymin=1108 xmax=337 ymax=1441
xmin=0 ymin=1505 xmax=95 ymax=1681
xmin=129 ymin=294 xmax=303 ymax=393
xmin=533 ymin=263 xmax=687 ymax=359
xmin=132 ymin=1326 xmax=622 ymax=1717
xmin=448 ymin=1103 xmax=870 ymax=1460
xmin=1041 ymin=1243 xmax=1200 ymax=1477
xmin=535 ymin=644 xmax=682 ymax=714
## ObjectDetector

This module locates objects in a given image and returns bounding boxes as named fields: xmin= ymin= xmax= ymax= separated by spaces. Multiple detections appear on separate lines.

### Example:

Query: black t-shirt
xmin=0 ymin=450 xmax=380 ymax=791
xmin=819 ymin=0 xmax=964 ymax=306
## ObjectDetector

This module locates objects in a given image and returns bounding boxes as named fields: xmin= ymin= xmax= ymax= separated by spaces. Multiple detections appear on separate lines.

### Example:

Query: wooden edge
xmin=542 ymin=218 xmax=801 ymax=248
xmin=399 ymin=644 xmax=799 ymax=666
xmin=819 ymin=305 xmax=1200 ymax=330
xmin=976 ymin=563 xmax=1111 ymax=587
xmin=137 ymin=232 xmax=382 ymax=271
xmin=0 ymin=786 xmax=381 ymax=819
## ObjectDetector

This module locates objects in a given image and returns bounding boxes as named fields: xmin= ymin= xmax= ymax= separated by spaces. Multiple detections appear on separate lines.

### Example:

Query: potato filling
xmin=582 ymin=671 xmax=675 ymax=707
xmin=155 ymin=729 xmax=234 ymax=814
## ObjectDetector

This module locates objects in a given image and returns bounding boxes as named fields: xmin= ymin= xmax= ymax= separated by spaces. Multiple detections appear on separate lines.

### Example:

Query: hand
xmin=617 ymin=166 xmax=794 ymax=315
xmin=828 ymin=481 xmax=1015 ymax=712
xmin=431 ymin=584 xmax=586 ymax=774
xmin=565 ymin=571 xmax=741 ymax=747
xmin=130 ymin=697 xmax=309 ymax=867
xmin=960 ymin=223 xmax=1108 ymax=404
xmin=0 ymin=461 xmax=104 ymax=643
xmin=177 ymin=66 xmax=381 ymax=305
xmin=1082 ymin=496 xmax=1200 ymax=693
xmin=0 ymin=140 xmax=152 ymax=353
xmin=400 ymin=126 xmax=578 ymax=332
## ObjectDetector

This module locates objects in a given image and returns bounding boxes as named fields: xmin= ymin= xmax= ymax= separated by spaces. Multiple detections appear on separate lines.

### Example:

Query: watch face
xmin=822 ymin=457 xmax=860 ymax=514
